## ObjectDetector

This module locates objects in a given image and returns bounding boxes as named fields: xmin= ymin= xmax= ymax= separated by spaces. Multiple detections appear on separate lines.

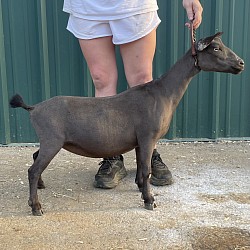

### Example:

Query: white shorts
xmin=66 ymin=11 xmax=161 ymax=45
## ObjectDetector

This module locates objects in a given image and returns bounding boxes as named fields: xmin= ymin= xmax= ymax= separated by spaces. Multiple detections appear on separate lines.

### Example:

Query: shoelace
xmin=152 ymin=154 xmax=166 ymax=169
xmin=152 ymin=154 xmax=163 ymax=163
xmin=98 ymin=158 xmax=117 ymax=172
xmin=98 ymin=159 xmax=113 ymax=171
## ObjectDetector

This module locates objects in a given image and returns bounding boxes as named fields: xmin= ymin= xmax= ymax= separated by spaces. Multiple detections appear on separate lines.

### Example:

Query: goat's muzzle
xmin=232 ymin=58 xmax=245 ymax=74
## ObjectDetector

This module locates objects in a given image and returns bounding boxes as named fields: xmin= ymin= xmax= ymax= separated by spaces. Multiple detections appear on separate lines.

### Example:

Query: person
xmin=63 ymin=0 xmax=203 ymax=189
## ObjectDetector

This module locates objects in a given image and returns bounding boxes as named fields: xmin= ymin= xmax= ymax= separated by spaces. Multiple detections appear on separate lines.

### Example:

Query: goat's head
xmin=196 ymin=32 xmax=244 ymax=74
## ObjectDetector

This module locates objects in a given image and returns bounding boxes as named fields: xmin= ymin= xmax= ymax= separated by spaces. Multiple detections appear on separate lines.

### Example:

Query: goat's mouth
xmin=231 ymin=65 xmax=244 ymax=74
xmin=231 ymin=58 xmax=245 ymax=74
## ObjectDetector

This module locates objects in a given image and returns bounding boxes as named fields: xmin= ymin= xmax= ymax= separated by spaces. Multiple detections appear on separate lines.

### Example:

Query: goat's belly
xmin=63 ymin=140 xmax=137 ymax=158
xmin=63 ymin=126 xmax=137 ymax=157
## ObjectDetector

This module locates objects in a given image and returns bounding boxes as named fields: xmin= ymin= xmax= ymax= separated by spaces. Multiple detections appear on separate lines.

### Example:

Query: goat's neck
xmin=158 ymin=49 xmax=201 ymax=108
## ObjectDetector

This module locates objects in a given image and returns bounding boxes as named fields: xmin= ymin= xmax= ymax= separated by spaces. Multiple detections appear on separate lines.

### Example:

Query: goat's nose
xmin=238 ymin=58 xmax=244 ymax=66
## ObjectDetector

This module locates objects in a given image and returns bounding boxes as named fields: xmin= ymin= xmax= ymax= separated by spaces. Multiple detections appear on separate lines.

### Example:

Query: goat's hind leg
xmin=28 ymin=145 xmax=61 ymax=216
xmin=33 ymin=150 xmax=45 ymax=189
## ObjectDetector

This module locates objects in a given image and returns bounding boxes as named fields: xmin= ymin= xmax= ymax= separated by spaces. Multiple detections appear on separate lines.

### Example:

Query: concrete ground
xmin=0 ymin=141 xmax=250 ymax=249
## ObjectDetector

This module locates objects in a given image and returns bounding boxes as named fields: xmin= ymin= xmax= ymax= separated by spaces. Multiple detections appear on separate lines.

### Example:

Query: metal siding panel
xmin=45 ymin=1 xmax=86 ymax=97
xmin=37 ymin=0 xmax=51 ymax=99
xmin=158 ymin=0 xmax=250 ymax=139
xmin=2 ymin=0 xmax=40 ymax=143
xmin=219 ymin=0 xmax=250 ymax=138
xmin=0 ymin=0 xmax=10 ymax=144
xmin=1 ymin=0 xmax=250 ymax=143
xmin=240 ymin=1 xmax=250 ymax=136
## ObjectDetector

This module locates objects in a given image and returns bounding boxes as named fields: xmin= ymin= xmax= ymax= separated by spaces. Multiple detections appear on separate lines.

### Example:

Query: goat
xmin=10 ymin=32 xmax=244 ymax=216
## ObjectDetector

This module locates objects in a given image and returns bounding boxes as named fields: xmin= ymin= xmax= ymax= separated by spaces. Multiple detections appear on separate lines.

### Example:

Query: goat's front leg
xmin=137 ymin=145 xmax=156 ymax=210
xmin=135 ymin=147 xmax=143 ymax=192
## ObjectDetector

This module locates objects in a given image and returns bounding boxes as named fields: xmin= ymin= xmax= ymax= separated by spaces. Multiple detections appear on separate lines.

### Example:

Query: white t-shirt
xmin=63 ymin=0 xmax=158 ymax=20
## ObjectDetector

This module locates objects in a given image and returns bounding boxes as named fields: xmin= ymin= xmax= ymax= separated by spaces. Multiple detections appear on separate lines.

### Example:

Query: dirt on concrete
xmin=0 ymin=141 xmax=249 ymax=249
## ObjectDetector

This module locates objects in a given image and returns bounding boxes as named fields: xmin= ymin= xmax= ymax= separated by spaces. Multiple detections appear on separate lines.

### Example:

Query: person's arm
xmin=183 ymin=0 xmax=203 ymax=29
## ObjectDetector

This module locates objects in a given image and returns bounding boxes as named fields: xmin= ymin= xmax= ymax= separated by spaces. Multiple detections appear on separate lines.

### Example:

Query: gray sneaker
xmin=150 ymin=149 xmax=173 ymax=186
xmin=94 ymin=155 xmax=127 ymax=189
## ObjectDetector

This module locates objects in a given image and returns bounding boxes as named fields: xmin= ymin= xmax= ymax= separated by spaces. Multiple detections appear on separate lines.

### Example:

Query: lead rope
xmin=190 ymin=21 xmax=200 ymax=69
xmin=190 ymin=21 xmax=196 ymax=56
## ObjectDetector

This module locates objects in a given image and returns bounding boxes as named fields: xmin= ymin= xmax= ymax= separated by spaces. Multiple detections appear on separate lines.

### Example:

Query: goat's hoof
xmin=37 ymin=183 xmax=45 ymax=189
xmin=144 ymin=202 xmax=157 ymax=210
xmin=37 ymin=179 xmax=45 ymax=189
xmin=32 ymin=209 xmax=43 ymax=216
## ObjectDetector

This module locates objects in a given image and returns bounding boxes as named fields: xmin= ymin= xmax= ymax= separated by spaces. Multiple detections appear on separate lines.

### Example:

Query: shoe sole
xmin=150 ymin=174 xmax=173 ymax=186
xmin=94 ymin=168 xmax=127 ymax=189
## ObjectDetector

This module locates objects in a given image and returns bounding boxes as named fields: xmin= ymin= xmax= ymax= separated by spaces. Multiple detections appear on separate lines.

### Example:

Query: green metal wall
xmin=0 ymin=0 xmax=250 ymax=144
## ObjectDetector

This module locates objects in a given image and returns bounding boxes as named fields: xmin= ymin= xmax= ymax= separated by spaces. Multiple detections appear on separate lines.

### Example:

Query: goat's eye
xmin=214 ymin=48 xmax=220 ymax=52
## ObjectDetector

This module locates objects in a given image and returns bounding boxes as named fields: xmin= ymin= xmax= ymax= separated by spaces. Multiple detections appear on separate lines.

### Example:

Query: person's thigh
xmin=119 ymin=29 xmax=157 ymax=87
xmin=67 ymin=16 xmax=118 ymax=97
xmin=79 ymin=37 xmax=118 ymax=97
xmin=112 ymin=11 xmax=160 ymax=87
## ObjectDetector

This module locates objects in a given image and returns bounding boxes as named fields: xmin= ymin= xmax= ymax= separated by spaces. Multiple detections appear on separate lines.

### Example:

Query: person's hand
xmin=183 ymin=0 xmax=203 ymax=29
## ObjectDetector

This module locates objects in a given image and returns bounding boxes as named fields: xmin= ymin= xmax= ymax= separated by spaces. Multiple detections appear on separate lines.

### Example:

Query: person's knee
xmin=91 ymin=68 xmax=118 ymax=97
xmin=127 ymin=70 xmax=153 ymax=87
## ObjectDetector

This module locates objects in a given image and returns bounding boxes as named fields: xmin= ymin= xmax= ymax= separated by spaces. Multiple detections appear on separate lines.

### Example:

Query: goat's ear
xmin=196 ymin=32 xmax=223 ymax=51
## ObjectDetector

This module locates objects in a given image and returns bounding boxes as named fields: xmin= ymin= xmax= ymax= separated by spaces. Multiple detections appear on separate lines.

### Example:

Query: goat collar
xmin=190 ymin=21 xmax=201 ymax=70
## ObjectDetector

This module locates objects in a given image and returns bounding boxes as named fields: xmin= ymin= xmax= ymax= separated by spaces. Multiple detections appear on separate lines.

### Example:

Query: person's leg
xmin=67 ymin=16 xmax=127 ymax=188
xmin=76 ymin=13 xmax=172 ymax=188
xmin=67 ymin=15 xmax=118 ymax=97
xmin=78 ymin=37 xmax=128 ymax=188
xmin=79 ymin=37 xmax=118 ymax=97
xmin=120 ymin=30 xmax=173 ymax=186
xmin=119 ymin=28 xmax=156 ymax=86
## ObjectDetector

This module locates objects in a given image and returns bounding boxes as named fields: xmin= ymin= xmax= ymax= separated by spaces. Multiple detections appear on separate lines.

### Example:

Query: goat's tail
xmin=9 ymin=94 xmax=34 ymax=111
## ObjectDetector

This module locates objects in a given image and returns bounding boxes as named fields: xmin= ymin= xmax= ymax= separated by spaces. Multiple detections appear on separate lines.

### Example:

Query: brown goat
xmin=10 ymin=32 xmax=244 ymax=215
